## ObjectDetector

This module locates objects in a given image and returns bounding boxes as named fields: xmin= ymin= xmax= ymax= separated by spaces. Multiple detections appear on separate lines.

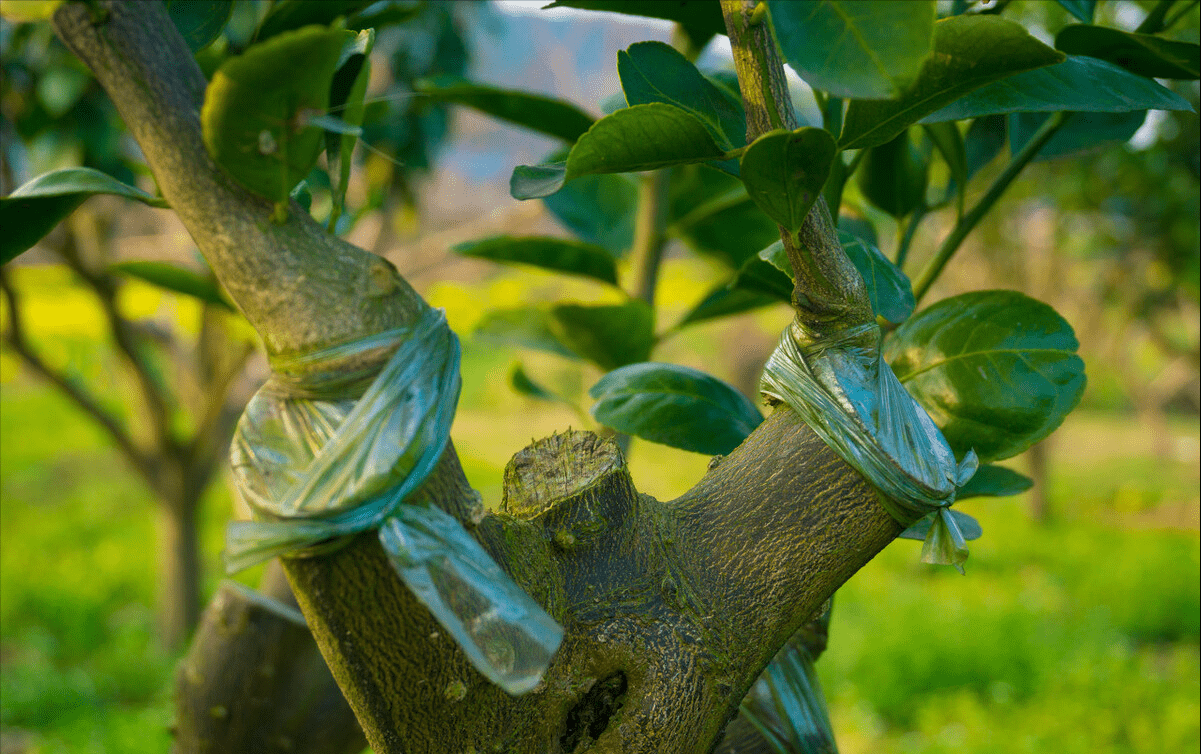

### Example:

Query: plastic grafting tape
xmin=760 ymin=318 xmax=977 ymax=563
xmin=223 ymin=306 xmax=563 ymax=694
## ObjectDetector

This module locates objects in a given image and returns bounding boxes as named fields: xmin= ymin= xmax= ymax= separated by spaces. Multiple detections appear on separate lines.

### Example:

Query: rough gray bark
xmin=53 ymin=2 xmax=903 ymax=751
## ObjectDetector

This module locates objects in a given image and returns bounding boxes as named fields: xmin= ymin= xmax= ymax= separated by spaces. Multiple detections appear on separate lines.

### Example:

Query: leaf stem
xmin=629 ymin=168 xmax=671 ymax=306
xmin=911 ymin=111 xmax=1071 ymax=305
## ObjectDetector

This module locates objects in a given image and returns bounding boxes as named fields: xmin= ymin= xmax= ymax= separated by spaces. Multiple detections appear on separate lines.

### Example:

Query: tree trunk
xmin=173 ymin=563 xmax=366 ymax=754
xmin=1027 ymin=439 xmax=1051 ymax=524
xmin=158 ymin=498 xmax=202 ymax=650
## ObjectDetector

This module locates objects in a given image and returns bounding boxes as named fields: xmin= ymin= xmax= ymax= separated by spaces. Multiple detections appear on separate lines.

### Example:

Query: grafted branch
xmin=53 ymin=2 xmax=901 ymax=751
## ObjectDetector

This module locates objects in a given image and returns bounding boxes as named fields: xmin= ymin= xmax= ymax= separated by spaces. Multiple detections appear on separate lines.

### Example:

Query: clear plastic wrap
xmin=760 ymin=319 xmax=977 ymax=565
xmin=225 ymin=307 xmax=562 ymax=694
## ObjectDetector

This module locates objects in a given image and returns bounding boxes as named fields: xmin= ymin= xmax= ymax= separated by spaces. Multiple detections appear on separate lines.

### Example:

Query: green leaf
xmin=885 ymin=290 xmax=1086 ymax=463
xmin=108 ymin=261 xmax=234 ymax=310
xmin=856 ymin=129 xmax=928 ymax=218
xmin=542 ymin=173 xmax=638 ymax=255
xmin=473 ymin=307 xmax=578 ymax=359
xmin=956 ymin=464 xmax=1033 ymax=499
xmin=201 ymin=27 xmax=347 ymax=202
xmin=414 ymin=75 xmax=596 ymax=143
xmin=732 ymin=255 xmax=794 ymax=301
xmin=922 ymin=121 xmax=966 ymax=213
xmin=545 ymin=0 xmax=727 ymax=43
xmin=589 ymin=362 xmax=762 ymax=455
xmin=1053 ymin=0 xmax=1095 ymax=23
xmin=452 ymin=235 xmax=619 ymax=286
xmin=840 ymin=15 xmax=1064 ymax=150
xmin=510 ymin=362 xmax=569 ymax=404
xmin=255 ymin=0 xmax=374 ymax=41
xmin=511 ymin=104 xmax=729 ymax=200
xmin=839 ymin=230 xmax=914 ymax=323
xmin=166 ymin=0 xmax=232 ymax=53
xmin=669 ymin=165 xmax=780 ymax=269
xmin=739 ymin=127 xmax=837 ymax=233
xmin=511 ymin=163 xmax=568 ymax=200
xmin=675 ymin=284 xmax=782 ymax=328
xmin=768 ymin=0 xmax=935 ymax=99
xmin=326 ymin=29 xmax=375 ymax=228
xmin=1056 ymin=24 xmax=1199 ymax=80
xmin=618 ymin=41 xmax=746 ymax=150
xmin=1 ymin=168 xmax=167 ymax=266
xmin=1010 ymin=110 xmax=1147 ymax=161
xmin=921 ymin=54 xmax=1194 ymax=123
xmin=550 ymin=301 xmax=655 ymax=371
xmin=898 ymin=508 xmax=982 ymax=541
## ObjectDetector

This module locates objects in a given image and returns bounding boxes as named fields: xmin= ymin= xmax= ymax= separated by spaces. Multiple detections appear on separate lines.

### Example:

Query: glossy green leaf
xmin=922 ymin=54 xmax=1194 ymax=123
xmin=344 ymin=1 xmax=422 ymax=31
xmin=109 ymin=261 xmax=234 ymax=310
xmin=511 ymin=164 xmax=568 ymax=200
xmin=326 ymin=29 xmax=375 ymax=228
xmin=166 ymin=0 xmax=232 ymax=53
xmin=1010 ymin=110 xmax=1147 ymax=161
xmin=856 ymin=129 xmax=928 ymax=218
xmin=452 ymin=235 xmax=619 ymax=286
xmin=885 ymin=290 xmax=1086 ymax=463
xmin=675 ymin=283 xmax=781 ymax=329
xmin=840 ymin=15 xmax=1064 ymax=150
xmin=589 ymin=362 xmax=762 ymax=455
xmin=1053 ymin=0 xmax=1095 ymax=23
xmin=550 ymin=301 xmax=655 ymax=371
xmin=898 ymin=508 xmax=982 ymax=541
xmin=956 ymin=464 xmax=1033 ymax=499
xmin=669 ymin=164 xmax=780 ymax=269
xmin=542 ymin=173 xmax=638 ymax=255
xmin=840 ymin=231 xmax=914 ymax=323
xmin=473 ymin=307 xmax=578 ymax=359
xmin=732 ymin=255 xmax=794 ymax=302
xmin=545 ymin=0 xmax=726 ymax=42
xmin=1 ymin=168 xmax=167 ymax=265
xmin=739 ymin=127 xmax=837 ymax=233
xmin=415 ymin=75 xmax=596 ymax=143
xmin=255 ymin=0 xmax=374 ymax=41
xmin=768 ymin=0 xmax=935 ymax=99
xmin=509 ymin=362 xmax=568 ymax=404
xmin=618 ymin=41 xmax=746 ymax=150
xmin=511 ymin=104 xmax=728 ymax=199
xmin=201 ymin=27 xmax=346 ymax=202
xmin=1056 ymin=24 xmax=1199 ymax=80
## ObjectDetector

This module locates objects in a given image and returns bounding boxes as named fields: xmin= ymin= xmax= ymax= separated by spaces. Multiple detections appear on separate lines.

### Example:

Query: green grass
xmin=1 ymin=268 xmax=1197 ymax=753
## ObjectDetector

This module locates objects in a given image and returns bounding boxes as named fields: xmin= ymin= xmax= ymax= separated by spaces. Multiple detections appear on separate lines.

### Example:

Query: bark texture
xmin=53 ymin=2 xmax=902 ymax=751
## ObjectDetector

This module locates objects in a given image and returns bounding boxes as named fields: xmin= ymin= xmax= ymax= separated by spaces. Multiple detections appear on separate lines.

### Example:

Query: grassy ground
xmin=0 ymin=269 xmax=1198 ymax=753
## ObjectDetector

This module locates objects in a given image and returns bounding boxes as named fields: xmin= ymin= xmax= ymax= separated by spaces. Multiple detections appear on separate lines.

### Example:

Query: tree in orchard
xmin=2 ymin=1 xmax=1196 ymax=752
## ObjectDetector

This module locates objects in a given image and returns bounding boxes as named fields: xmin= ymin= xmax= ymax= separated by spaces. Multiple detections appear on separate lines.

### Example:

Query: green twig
xmin=911 ymin=112 xmax=1071 ymax=305
xmin=1137 ymin=0 xmax=1176 ymax=33
xmin=1164 ymin=0 xmax=1199 ymax=30
xmin=894 ymin=203 xmax=927 ymax=270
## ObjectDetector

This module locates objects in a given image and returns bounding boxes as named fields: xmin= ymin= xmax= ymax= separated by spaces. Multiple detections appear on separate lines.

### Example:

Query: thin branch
xmin=57 ymin=242 xmax=181 ymax=455
xmin=0 ymin=267 xmax=154 ymax=480
xmin=911 ymin=111 xmax=1071 ymax=305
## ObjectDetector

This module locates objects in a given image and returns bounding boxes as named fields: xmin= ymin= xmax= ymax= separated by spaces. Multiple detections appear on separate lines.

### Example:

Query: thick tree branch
xmin=51 ymin=0 xmax=425 ymax=358
xmin=53 ymin=3 xmax=903 ymax=751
